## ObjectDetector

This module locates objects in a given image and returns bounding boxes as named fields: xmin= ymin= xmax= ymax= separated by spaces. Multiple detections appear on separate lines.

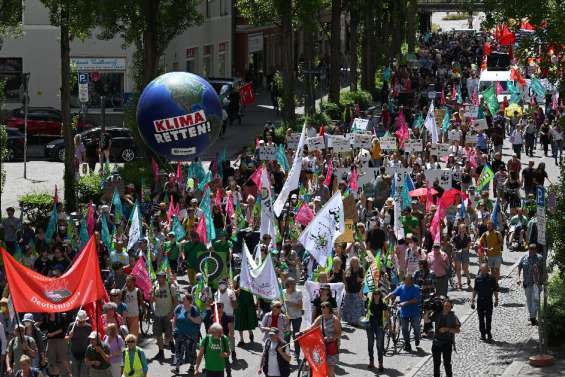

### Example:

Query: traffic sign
xmin=78 ymin=72 xmax=89 ymax=103
xmin=536 ymin=186 xmax=545 ymax=207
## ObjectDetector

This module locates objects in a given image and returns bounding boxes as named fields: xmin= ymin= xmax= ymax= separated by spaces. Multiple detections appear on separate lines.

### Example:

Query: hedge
xmin=18 ymin=192 xmax=54 ymax=227
xmin=77 ymin=174 xmax=103 ymax=204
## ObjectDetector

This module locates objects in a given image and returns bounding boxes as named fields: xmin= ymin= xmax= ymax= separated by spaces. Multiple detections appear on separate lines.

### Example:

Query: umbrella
xmin=409 ymin=188 xmax=438 ymax=197
xmin=505 ymin=103 xmax=523 ymax=117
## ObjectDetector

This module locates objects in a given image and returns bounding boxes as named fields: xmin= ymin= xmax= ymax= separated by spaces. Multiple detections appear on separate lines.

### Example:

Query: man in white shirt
xmin=214 ymin=279 xmax=237 ymax=358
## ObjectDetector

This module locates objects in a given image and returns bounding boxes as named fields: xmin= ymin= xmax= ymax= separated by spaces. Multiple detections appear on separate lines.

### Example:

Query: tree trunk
xmin=329 ymin=0 xmax=341 ymax=103
xmin=142 ymin=0 xmax=160 ymax=85
xmin=360 ymin=0 xmax=375 ymax=93
xmin=406 ymin=0 xmax=417 ymax=53
xmin=303 ymin=26 xmax=315 ymax=116
xmin=349 ymin=3 xmax=359 ymax=92
xmin=278 ymin=1 xmax=295 ymax=125
xmin=60 ymin=6 xmax=75 ymax=211
xmin=391 ymin=0 xmax=403 ymax=57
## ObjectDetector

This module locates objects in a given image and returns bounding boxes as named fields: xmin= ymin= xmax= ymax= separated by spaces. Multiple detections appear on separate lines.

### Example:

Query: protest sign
xmin=327 ymin=135 xmax=351 ymax=152
xmin=380 ymin=136 xmax=397 ymax=151
xmin=307 ymin=136 xmax=325 ymax=151
xmin=464 ymin=105 xmax=479 ymax=118
xmin=465 ymin=134 xmax=478 ymax=144
xmin=303 ymin=281 xmax=345 ymax=326
xmin=404 ymin=139 xmax=423 ymax=153
xmin=473 ymin=119 xmax=488 ymax=131
xmin=287 ymin=133 xmax=302 ymax=149
xmin=448 ymin=130 xmax=461 ymax=142
xmin=258 ymin=145 xmax=277 ymax=161
xmin=352 ymin=118 xmax=370 ymax=132
xmin=424 ymin=169 xmax=453 ymax=189
xmin=353 ymin=133 xmax=373 ymax=149
xmin=385 ymin=166 xmax=411 ymax=177
xmin=336 ymin=219 xmax=355 ymax=243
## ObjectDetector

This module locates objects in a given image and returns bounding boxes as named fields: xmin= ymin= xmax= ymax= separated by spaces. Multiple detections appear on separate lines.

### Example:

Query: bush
xmin=320 ymin=102 xmax=341 ymax=120
xmin=305 ymin=112 xmax=331 ymax=127
xmin=545 ymin=273 xmax=565 ymax=347
xmin=339 ymin=90 xmax=373 ymax=111
xmin=117 ymin=159 xmax=154 ymax=189
xmin=18 ymin=192 xmax=54 ymax=227
xmin=77 ymin=174 xmax=103 ymax=204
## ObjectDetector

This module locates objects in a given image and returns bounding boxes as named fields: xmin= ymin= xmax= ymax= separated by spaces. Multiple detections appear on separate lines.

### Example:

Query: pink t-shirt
xmin=427 ymin=251 xmax=449 ymax=277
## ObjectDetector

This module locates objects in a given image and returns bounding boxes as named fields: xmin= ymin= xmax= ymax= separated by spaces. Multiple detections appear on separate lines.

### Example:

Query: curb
xmin=405 ymin=258 xmax=522 ymax=377
xmin=500 ymin=359 xmax=526 ymax=377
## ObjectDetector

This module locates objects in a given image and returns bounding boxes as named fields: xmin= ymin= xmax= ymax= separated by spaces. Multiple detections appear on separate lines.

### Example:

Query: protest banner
xmin=430 ymin=143 xmax=451 ymax=157
xmin=465 ymin=134 xmax=478 ymax=144
xmin=404 ymin=139 xmax=423 ymax=153
xmin=448 ymin=130 xmax=461 ymax=142
xmin=352 ymin=118 xmax=370 ymax=132
xmin=335 ymin=167 xmax=379 ymax=187
xmin=302 ymin=281 xmax=345 ymax=326
xmin=473 ymin=119 xmax=488 ymax=131
xmin=353 ymin=132 xmax=373 ymax=149
xmin=258 ymin=145 xmax=277 ymax=161
xmin=307 ymin=136 xmax=325 ymax=151
xmin=464 ymin=104 xmax=479 ymax=118
xmin=327 ymin=135 xmax=351 ymax=152
xmin=380 ymin=136 xmax=397 ymax=151
xmin=424 ymin=169 xmax=453 ymax=189
xmin=385 ymin=166 xmax=411 ymax=177
xmin=287 ymin=133 xmax=302 ymax=149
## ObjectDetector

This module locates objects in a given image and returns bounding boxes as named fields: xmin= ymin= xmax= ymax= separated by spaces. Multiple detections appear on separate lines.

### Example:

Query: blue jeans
xmin=285 ymin=318 xmax=302 ymax=359
xmin=366 ymin=321 xmax=385 ymax=363
xmin=174 ymin=333 xmax=198 ymax=367
xmin=552 ymin=140 xmax=563 ymax=163
xmin=401 ymin=315 xmax=421 ymax=346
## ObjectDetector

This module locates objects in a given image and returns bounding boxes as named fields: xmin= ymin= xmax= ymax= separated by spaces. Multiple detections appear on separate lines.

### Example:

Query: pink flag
xmin=250 ymin=166 xmax=263 ymax=190
xmin=395 ymin=113 xmax=410 ymax=149
xmin=196 ymin=215 xmax=207 ymax=244
xmin=496 ymin=82 xmax=504 ymax=95
xmin=471 ymin=89 xmax=480 ymax=106
xmin=451 ymin=85 xmax=457 ymax=101
xmin=430 ymin=205 xmax=444 ymax=243
xmin=226 ymin=195 xmax=235 ymax=221
xmin=131 ymin=257 xmax=152 ymax=300
xmin=440 ymin=88 xmax=446 ymax=106
xmin=350 ymin=167 xmax=359 ymax=192
xmin=324 ymin=160 xmax=333 ymax=187
xmin=167 ymin=196 xmax=175 ymax=222
xmin=426 ymin=182 xmax=433 ymax=212
xmin=552 ymin=93 xmax=559 ymax=111
xmin=151 ymin=158 xmax=160 ymax=183
xmin=466 ymin=148 xmax=478 ymax=169
xmin=295 ymin=203 xmax=315 ymax=226
xmin=86 ymin=202 xmax=95 ymax=236
xmin=53 ymin=184 xmax=59 ymax=204
xmin=215 ymin=189 xmax=222 ymax=210
xmin=176 ymin=161 xmax=183 ymax=183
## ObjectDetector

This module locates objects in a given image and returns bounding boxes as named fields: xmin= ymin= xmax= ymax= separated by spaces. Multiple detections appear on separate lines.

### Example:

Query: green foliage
xmin=235 ymin=0 xmax=278 ymax=25
xmin=0 ymin=0 xmax=23 ymax=33
xmin=117 ymin=159 xmax=154 ymax=190
xmin=39 ymin=0 xmax=100 ymax=40
xmin=77 ymin=174 xmax=103 ymax=204
xmin=18 ymin=192 xmax=54 ymax=227
xmin=0 ymin=81 xmax=6 ymax=194
xmin=340 ymin=90 xmax=372 ymax=110
xmin=441 ymin=13 xmax=470 ymax=21
xmin=320 ymin=102 xmax=341 ymax=120
xmin=545 ymin=273 xmax=565 ymax=346
xmin=547 ymin=165 xmax=565 ymax=274
xmin=305 ymin=111 xmax=331 ymax=127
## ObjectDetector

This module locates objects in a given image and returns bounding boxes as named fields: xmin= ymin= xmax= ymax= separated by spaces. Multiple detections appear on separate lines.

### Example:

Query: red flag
xmin=196 ymin=216 xmax=207 ymax=244
xmin=483 ymin=42 xmax=492 ymax=55
xmin=350 ymin=167 xmax=359 ymax=192
xmin=295 ymin=203 xmax=315 ymax=226
xmin=324 ymin=160 xmax=333 ymax=187
xmin=297 ymin=327 xmax=328 ymax=377
xmin=426 ymin=182 xmax=433 ymax=212
xmin=510 ymin=68 xmax=526 ymax=87
xmin=239 ymin=83 xmax=256 ymax=105
xmin=151 ymin=158 xmax=160 ymax=183
xmin=494 ymin=24 xmax=516 ymax=46
xmin=84 ymin=299 xmax=106 ymax=338
xmin=319 ymin=124 xmax=325 ymax=137
xmin=131 ymin=257 xmax=152 ymax=300
xmin=1 ymin=237 xmax=107 ymax=312
xmin=86 ymin=202 xmax=95 ymax=236
xmin=520 ymin=21 xmax=534 ymax=31
xmin=395 ymin=113 xmax=410 ymax=149
xmin=53 ymin=185 xmax=59 ymax=204
xmin=250 ymin=166 xmax=263 ymax=190
xmin=439 ymin=88 xmax=446 ymax=106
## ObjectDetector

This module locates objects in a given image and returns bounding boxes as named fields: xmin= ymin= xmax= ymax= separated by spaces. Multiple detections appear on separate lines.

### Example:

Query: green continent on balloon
xmin=154 ymin=74 xmax=205 ymax=112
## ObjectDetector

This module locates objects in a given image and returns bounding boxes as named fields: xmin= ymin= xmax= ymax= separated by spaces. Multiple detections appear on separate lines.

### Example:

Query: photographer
xmin=471 ymin=264 xmax=499 ymax=342
xmin=432 ymin=299 xmax=460 ymax=377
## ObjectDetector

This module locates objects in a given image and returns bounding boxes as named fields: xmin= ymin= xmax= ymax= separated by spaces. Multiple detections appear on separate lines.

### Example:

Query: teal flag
xmin=414 ymin=113 xmax=424 ymax=129
xmin=530 ymin=78 xmax=546 ymax=101
xmin=172 ymin=216 xmax=186 ymax=240
xmin=383 ymin=66 xmax=392 ymax=82
xmin=101 ymin=215 xmax=112 ymax=250
xmin=507 ymin=81 xmax=521 ymax=104
xmin=45 ymin=205 xmax=58 ymax=244
xmin=276 ymin=144 xmax=289 ymax=172
xmin=193 ymin=161 xmax=206 ymax=182
xmin=112 ymin=189 xmax=123 ymax=224
xmin=442 ymin=109 xmax=451 ymax=132
xmin=401 ymin=184 xmax=411 ymax=210
xmin=197 ymin=170 xmax=212 ymax=191
xmin=200 ymin=188 xmax=216 ymax=242
xmin=456 ymin=86 xmax=463 ymax=104
xmin=482 ymin=84 xmax=499 ymax=116
xmin=79 ymin=218 xmax=89 ymax=248
xmin=387 ymin=97 xmax=394 ymax=113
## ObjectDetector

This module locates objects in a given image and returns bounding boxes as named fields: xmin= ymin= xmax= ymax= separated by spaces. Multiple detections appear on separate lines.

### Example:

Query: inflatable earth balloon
xmin=136 ymin=72 xmax=222 ymax=160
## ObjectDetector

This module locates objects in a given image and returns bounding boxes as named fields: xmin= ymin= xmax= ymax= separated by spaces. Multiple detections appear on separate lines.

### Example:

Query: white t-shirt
xmin=267 ymin=340 xmax=281 ymax=376
xmin=214 ymin=288 xmax=236 ymax=316
xmin=283 ymin=289 xmax=303 ymax=320
xmin=550 ymin=128 xmax=563 ymax=141
xmin=124 ymin=288 xmax=140 ymax=317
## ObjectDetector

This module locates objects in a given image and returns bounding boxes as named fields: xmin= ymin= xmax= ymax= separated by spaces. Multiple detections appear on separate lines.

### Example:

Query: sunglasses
xmin=127 ymin=340 xmax=135 ymax=344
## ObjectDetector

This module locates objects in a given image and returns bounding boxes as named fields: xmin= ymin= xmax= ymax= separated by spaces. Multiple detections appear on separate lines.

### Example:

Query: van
xmin=478 ymin=70 xmax=512 ymax=103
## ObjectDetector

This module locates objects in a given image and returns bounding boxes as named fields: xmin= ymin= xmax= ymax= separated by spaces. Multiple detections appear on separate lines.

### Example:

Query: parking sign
xmin=78 ymin=72 xmax=89 ymax=103
xmin=536 ymin=186 xmax=545 ymax=207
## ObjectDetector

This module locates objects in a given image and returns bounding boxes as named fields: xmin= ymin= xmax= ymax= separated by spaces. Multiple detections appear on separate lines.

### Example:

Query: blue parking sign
xmin=536 ymin=186 xmax=545 ymax=207
xmin=78 ymin=72 xmax=89 ymax=84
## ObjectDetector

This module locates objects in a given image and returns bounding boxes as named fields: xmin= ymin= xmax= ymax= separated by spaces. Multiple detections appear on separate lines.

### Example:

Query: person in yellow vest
xmin=121 ymin=335 xmax=148 ymax=377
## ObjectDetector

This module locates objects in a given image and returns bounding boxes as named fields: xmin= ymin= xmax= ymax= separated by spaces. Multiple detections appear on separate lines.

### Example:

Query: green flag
xmin=194 ymin=278 xmax=207 ymax=311
xmin=67 ymin=219 xmax=77 ymax=249
xmin=414 ymin=113 xmax=424 ymax=129
xmin=79 ymin=218 xmax=89 ymax=248
xmin=45 ymin=205 xmax=58 ymax=244
xmin=101 ymin=215 xmax=112 ymax=250
xmin=482 ymin=84 xmax=499 ymax=116
xmin=172 ymin=216 xmax=186 ymax=240
xmin=507 ymin=81 xmax=521 ymax=104
xmin=276 ymin=144 xmax=290 ymax=172
xmin=477 ymin=164 xmax=495 ymax=192
xmin=442 ymin=109 xmax=451 ymax=132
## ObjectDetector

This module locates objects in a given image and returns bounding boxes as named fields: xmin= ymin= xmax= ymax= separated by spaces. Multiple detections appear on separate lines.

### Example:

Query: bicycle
xmin=384 ymin=303 xmax=402 ymax=355
xmin=297 ymin=358 xmax=312 ymax=377
xmin=139 ymin=301 xmax=154 ymax=337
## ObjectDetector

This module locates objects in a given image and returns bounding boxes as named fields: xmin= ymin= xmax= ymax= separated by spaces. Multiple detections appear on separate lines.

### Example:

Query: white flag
xmin=273 ymin=123 xmax=306 ymax=217
xmin=298 ymin=191 xmax=345 ymax=266
xmin=259 ymin=166 xmax=277 ymax=244
xmin=424 ymin=101 xmax=438 ymax=143
xmin=127 ymin=204 xmax=141 ymax=251
xmin=393 ymin=195 xmax=404 ymax=240
xmin=240 ymin=241 xmax=280 ymax=300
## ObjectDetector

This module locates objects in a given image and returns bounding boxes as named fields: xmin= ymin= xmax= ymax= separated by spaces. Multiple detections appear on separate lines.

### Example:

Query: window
xmin=217 ymin=42 xmax=228 ymax=77
xmin=0 ymin=58 xmax=23 ymax=101
xmin=186 ymin=47 xmax=198 ymax=73
xmin=71 ymin=71 xmax=125 ymax=110
xmin=202 ymin=45 xmax=214 ymax=78
xmin=219 ymin=0 xmax=229 ymax=16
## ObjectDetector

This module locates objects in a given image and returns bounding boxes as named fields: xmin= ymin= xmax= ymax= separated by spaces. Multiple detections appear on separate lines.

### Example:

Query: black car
xmin=3 ymin=126 xmax=25 ymax=161
xmin=45 ymin=127 xmax=138 ymax=162
xmin=207 ymin=77 xmax=242 ymax=101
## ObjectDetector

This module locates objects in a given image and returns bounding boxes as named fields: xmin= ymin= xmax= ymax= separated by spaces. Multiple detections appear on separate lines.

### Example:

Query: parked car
xmin=3 ymin=126 xmax=25 ymax=161
xmin=207 ymin=77 xmax=242 ymax=101
xmin=6 ymin=107 xmax=94 ymax=137
xmin=45 ymin=127 xmax=138 ymax=162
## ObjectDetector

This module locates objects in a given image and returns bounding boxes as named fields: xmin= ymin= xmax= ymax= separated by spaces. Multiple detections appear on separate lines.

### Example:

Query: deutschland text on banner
xmin=1 ymin=236 xmax=107 ymax=313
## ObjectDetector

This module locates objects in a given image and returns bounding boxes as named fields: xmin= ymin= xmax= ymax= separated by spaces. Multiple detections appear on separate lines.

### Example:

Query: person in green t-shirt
xmin=212 ymin=232 xmax=233 ymax=257
xmin=194 ymin=323 xmax=230 ymax=377
xmin=182 ymin=231 xmax=208 ymax=285
xmin=400 ymin=208 xmax=420 ymax=238
xmin=84 ymin=331 xmax=112 ymax=375
xmin=164 ymin=231 xmax=181 ymax=273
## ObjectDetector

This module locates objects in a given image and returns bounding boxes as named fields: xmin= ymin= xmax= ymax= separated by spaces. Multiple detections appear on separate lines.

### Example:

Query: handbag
xmin=321 ymin=317 xmax=339 ymax=356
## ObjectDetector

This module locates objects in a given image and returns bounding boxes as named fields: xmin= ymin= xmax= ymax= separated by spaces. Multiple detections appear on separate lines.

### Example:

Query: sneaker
xmin=487 ymin=333 xmax=493 ymax=342
xmin=155 ymin=349 xmax=164 ymax=361
xmin=368 ymin=359 xmax=375 ymax=369
xmin=171 ymin=367 xmax=179 ymax=374
xmin=403 ymin=344 xmax=412 ymax=352
xmin=480 ymin=334 xmax=486 ymax=341
xmin=415 ymin=339 xmax=420 ymax=347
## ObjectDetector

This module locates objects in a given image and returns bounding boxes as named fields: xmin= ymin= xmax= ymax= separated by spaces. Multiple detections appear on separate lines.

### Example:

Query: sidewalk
xmin=501 ymin=348 xmax=565 ymax=377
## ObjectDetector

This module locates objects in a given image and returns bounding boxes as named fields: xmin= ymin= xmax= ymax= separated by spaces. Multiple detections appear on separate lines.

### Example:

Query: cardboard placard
xmin=334 ymin=167 xmax=379 ymax=187
xmin=435 ymin=109 xmax=446 ymax=127
xmin=336 ymin=219 xmax=355 ymax=243
xmin=464 ymin=105 xmax=479 ymax=118
xmin=404 ymin=140 xmax=423 ymax=153
xmin=352 ymin=118 xmax=370 ymax=132
xmin=306 ymin=136 xmax=325 ymax=151
xmin=353 ymin=133 xmax=373 ymax=149
xmin=385 ymin=166 xmax=411 ymax=177
xmin=473 ymin=119 xmax=488 ymax=131
xmin=327 ymin=134 xmax=351 ymax=152
xmin=342 ymin=194 xmax=358 ymax=222
xmin=258 ymin=145 xmax=277 ymax=161
xmin=424 ymin=169 xmax=452 ymax=189
xmin=286 ymin=133 xmax=302 ymax=149
xmin=430 ymin=143 xmax=451 ymax=157
xmin=448 ymin=130 xmax=461 ymax=142
xmin=380 ymin=136 xmax=397 ymax=151
xmin=465 ymin=134 xmax=478 ymax=144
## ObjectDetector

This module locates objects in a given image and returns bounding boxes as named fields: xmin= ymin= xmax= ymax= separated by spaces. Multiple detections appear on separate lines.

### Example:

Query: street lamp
xmin=22 ymin=72 xmax=30 ymax=179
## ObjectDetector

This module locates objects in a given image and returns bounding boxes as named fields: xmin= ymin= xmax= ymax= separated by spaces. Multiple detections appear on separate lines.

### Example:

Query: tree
xmin=0 ymin=0 xmax=22 ymax=33
xmin=40 ymin=0 xmax=100 ymax=212
xmin=345 ymin=0 xmax=361 ymax=91
xmin=237 ymin=0 xmax=296 ymax=125
xmin=482 ymin=0 xmax=564 ymax=84
xmin=328 ymin=0 xmax=341 ymax=103
xmin=406 ymin=0 xmax=417 ymax=53
xmin=98 ymin=0 xmax=202 ymax=89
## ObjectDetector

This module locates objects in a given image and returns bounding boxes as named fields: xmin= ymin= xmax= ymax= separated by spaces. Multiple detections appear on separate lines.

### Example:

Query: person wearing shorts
xmin=451 ymin=224 xmax=472 ymax=289
xmin=41 ymin=313 xmax=72 ymax=377
xmin=152 ymin=272 xmax=177 ymax=361
xmin=479 ymin=221 xmax=503 ymax=281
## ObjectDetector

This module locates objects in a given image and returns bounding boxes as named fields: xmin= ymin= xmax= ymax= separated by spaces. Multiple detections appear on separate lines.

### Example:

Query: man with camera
xmin=432 ymin=299 xmax=461 ymax=377
xmin=471 ymin=263 xmax=499 ymax=342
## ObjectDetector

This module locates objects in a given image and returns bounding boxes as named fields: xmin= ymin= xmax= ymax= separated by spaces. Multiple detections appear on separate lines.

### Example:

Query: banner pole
xmin=278 ymin=324 xmax=321 ymax=349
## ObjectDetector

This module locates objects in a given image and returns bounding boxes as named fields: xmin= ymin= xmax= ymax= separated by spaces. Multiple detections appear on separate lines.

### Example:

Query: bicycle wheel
xmin=297 ymin=359 xmax=312 ymax=377
xmin=140 ymin=307 xmax=153 ymax=336
xmin=392 ymin=315 xmax=402 ymax=354
xmin=384 ymin=326 xmax=393 ymax=354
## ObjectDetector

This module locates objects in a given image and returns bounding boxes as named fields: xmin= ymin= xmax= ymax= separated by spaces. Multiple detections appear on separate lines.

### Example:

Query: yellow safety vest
xmin=122 ymin=348 xmax=144 ymax=377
